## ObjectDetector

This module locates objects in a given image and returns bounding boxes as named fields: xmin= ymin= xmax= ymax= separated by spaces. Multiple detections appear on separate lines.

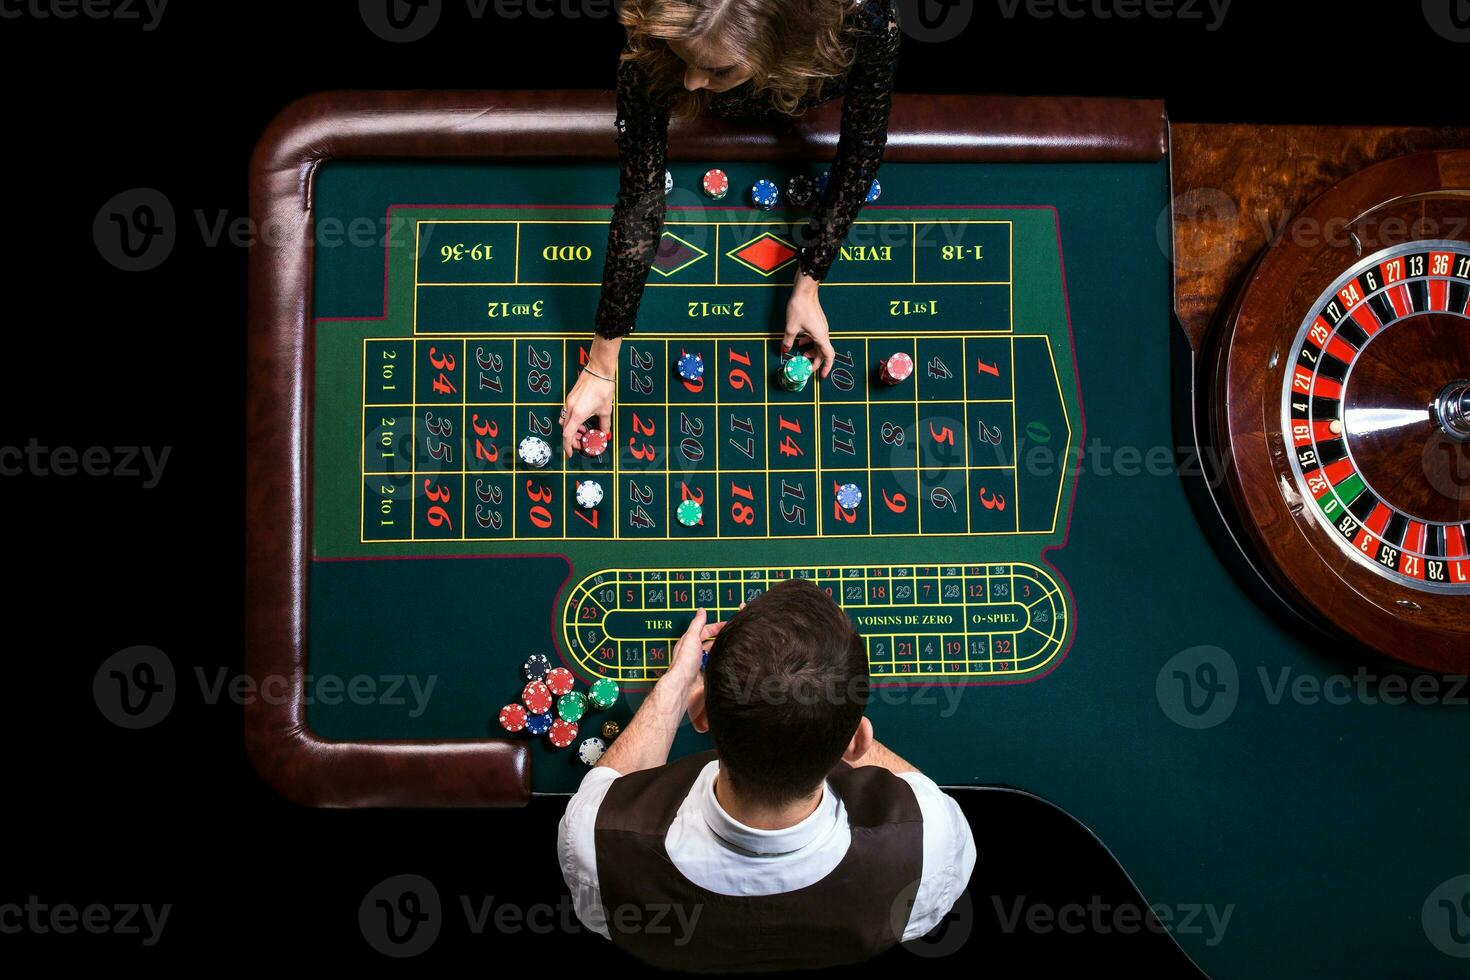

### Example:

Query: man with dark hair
xmin=558 ymin=579 xmax=975 ymax=970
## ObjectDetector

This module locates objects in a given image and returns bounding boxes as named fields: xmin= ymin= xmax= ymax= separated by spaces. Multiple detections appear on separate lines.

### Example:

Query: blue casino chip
xmin=677 ymin=351 xmax=705 ymax=381
xmin=525 ymin=712 xmax=554 ymax=736
xmin=750 ymin=178 xmax=780 ymax=210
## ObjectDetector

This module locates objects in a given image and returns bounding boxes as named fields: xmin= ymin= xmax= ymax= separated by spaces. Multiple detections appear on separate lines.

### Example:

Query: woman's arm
xmin=562 ymin=57 xmax=672 ymax=456
xmin=596 ymin=56 xmax=672 ymax=340
xmin=796 ymin=0 xmax=900 ymax=283
xmin=783 ymin=1 xmax=899 ymax=377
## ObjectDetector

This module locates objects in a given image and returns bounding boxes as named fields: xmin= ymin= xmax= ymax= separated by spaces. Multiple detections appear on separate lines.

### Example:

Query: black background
xmin=5 ymin=0 xmax=1465 ymax=971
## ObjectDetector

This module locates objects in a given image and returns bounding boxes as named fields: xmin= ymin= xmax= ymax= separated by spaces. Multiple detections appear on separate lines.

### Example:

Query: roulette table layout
xmin=246 ymin=92 xmax=1469 ymax=977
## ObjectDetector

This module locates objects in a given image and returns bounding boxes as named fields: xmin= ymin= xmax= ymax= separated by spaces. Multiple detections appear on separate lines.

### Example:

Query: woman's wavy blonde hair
xmin=620 ymin=0 xmax=855 ymax=118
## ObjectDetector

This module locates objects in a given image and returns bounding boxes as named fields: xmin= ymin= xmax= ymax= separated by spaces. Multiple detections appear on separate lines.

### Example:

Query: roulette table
xmin=245 ymin=93 xmax=1469 ymax=977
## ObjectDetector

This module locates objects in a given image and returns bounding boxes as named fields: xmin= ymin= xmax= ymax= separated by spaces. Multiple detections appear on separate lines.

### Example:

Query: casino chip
xmin=780 ymin=355 xmax=813 ymax=392
xmin=600 ymin=720 xmax=621 ymax=741
xmin=750 ymin=178 xmax=780 ymax=211
xmin=816 ymin=170 xmax=831 ymax=197
xmin=702 ymin=168 xmax=728 ymax=200
xmin=866 ymin=178 xmax=882 ymax=203
xmin=836 ymin=483 xmax=863 ymax=510
xmin=521 ymin=681 xmax=553 ymax=715
xmin=518 ymin=435 xmax=552 ymax=468
xmin=575 ymin=480 xmax=604 ymax=509
xmin=557 ymin=691 xmax=588 ymax=723
xmin=879 ymin=352 xmax=914 ymax=386
xmin=498 ymin=703 xmax=528 ymax=733
xmin=549 ymin=719 xmax=579 ymax=749
xmin=578 ymin=737 xmax=607 ymax=765
xmin=588 ymin=678 xmax=620 ymax=710
xmin=580 ymin=428 xmax=609 ymax=457
xmin=665 ymin=169 xmax=673 ymax=194
xmin=676 ymin=499 xmax=703 ymax=527
xmin=523 ymin=653 xmax=551 ymax=681
xmin=544 ymin=667 xmax=575 ymax=696
xmin=526 ymin=712 xmax=553 ymax=736
xmin=786 ymin=174 xmax=814 ymax=207
xmin=676 ymin=351 xmax=705 ymax=382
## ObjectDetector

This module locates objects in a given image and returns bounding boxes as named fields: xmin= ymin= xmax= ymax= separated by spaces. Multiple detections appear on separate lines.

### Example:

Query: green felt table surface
xmin=302 ymin=159 xmax=1468 ymax=979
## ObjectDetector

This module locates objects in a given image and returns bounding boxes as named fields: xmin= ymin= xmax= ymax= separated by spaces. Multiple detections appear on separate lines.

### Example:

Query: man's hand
xmin=784 ymin=272 xmax=835 ymax=378
xmin=669 ymin=608 xmax=710 ymax=689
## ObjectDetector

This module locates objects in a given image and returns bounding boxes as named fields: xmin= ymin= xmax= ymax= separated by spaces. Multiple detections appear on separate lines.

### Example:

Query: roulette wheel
xmin=1197 ymin=150 xmax=1470 ymax=672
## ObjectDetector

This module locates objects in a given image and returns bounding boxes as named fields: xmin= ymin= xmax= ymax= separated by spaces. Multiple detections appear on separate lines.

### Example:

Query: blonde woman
xmin=559 ymin=0 xmax=900 ymax=455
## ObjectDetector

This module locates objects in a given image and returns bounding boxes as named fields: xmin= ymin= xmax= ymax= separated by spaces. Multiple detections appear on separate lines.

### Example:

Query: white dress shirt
xmin=557 ymin=759 xmax=976 ymax=942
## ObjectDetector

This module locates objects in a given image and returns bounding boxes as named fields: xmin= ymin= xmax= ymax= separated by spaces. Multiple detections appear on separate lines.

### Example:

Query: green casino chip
xmin=676 ymin=499 xmax=703 ymax=527
xmin=557 ymin=691 xmax=588 ymax=723
xmin=780 ymin=355 xmax=813 ymax=392
xmin=589 ymin=678 xmax=620 ymax=710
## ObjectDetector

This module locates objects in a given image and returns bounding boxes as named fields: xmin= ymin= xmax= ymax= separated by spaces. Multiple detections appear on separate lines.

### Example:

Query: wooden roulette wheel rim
xmin=1201 ymin=150 xmax=1470 ymax=672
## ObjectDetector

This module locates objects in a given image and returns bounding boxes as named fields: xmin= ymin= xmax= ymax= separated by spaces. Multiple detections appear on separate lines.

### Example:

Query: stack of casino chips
xmin=786 ymin=175 xmax=814 ymax=207
xmin=498 ymin=655 xmax=622 ymax=762
xmin=518 ymin=436 xmax=553 ymax=468
xmin=575 ymin=480 xmax=604 ymax=510
xmin=580 ymin=428 xmax=610 ymax=457
xmin=780 ymin=355 xmax=813 ymax=392
xmin=702 ymin=169 xmax=728 ymax=200
xmin=750 ymin=179 xmax=780 ymax=211
xmin=879 ymin=352 xmax=913 ymax=386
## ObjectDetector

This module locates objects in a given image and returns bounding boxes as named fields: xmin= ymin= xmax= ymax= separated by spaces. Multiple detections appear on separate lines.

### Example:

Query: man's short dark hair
xmin=704 ymin=579 xmax=869 ymax=806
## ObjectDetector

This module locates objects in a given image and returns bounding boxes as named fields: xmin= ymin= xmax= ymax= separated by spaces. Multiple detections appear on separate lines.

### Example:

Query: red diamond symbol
xmin=730 ymin=234 xmax=797 ymax=275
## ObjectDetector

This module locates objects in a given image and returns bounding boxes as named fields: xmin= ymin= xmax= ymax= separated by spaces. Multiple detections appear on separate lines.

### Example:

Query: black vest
xmin=593 ymin=750 xmax=924 ymax=972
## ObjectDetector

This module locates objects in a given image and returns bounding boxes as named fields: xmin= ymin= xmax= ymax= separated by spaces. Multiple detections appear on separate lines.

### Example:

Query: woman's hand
xmin=560 ymin=335 xmax=621 ymax=457
xmin=783 ymin=270 xmax=836 ymax=378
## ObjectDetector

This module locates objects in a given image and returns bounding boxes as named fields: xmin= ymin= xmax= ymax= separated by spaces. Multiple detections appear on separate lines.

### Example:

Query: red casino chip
xmin=521 ymin=680 xmax=553 ymax=715
xmin=549 ymin=719 xmax=579 ymax=749
xmin=544 ymin=667 xmax=575 ymax=696
xmin=701 ymin=168 xmax=729 ymax=199
xmin=879 ymin=352 xmax=914 ymax=385
xmin=498 ymin=703 xmax=528 ymax=733
xmin=580 ymin=428 xmax=609 ymax=456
